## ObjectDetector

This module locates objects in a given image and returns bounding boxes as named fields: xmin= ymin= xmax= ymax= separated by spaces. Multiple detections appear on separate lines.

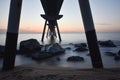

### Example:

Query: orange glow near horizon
xmin=18 ymin=21 xmax=120 ymax=33
xmin=1 ymin=23 xmax=120 ymax=33
xmin=0 ymin=0 xmax=120 ymax=33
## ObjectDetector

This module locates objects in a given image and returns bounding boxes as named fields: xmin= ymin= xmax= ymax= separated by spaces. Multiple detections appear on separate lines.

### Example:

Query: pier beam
xmin=3 ymin=0 xmax=22 ymax=70
xmin=56 ymin=21 xmax=62 ymax=42
xmin=78 ymin=0 xmax=103 ymax=68
xmin=41 ymin=20 xmax=47 ymax=42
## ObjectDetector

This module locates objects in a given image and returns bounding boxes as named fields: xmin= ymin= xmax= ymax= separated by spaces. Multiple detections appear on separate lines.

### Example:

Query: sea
xmin=0 ymin=32 xmax=120 ymax=68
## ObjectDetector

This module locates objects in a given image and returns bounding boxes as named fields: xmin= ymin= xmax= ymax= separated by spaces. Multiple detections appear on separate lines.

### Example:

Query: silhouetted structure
xmin=78 ymin=0 xmax=103 ymax=68
xmin=40 ymin=0 xmax=63 ymax=42
xmin=3 ymin=0 xmax=22 ymax=70
xmin=2 ymin=0 xmax=103 ymax=70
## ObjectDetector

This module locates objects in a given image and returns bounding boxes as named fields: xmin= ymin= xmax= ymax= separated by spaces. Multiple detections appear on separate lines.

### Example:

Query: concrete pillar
xmin=78 ymin=0 xmax=103 ymax=68
xmin=56 ymin=21 xmax=62 ymax=42
xmin=3 ymin=0 xmax=22 ymax=70
xmin=41 ymin=20 xmax=47 ymax=42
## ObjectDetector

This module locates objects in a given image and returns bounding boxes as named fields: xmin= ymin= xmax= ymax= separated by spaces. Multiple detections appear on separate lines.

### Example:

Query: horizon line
xmin=0 ymin=30 xmax=120 ymax=34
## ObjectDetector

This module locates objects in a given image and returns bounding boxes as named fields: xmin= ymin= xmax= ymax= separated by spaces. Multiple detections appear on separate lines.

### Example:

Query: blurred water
xmin=0 ymin=32 xmax=120 ymax=45
xmin=0 ymin=32 xmax=120 ymax=68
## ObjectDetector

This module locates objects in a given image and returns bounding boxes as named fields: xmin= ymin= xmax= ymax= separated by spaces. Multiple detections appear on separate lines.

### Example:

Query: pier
xmin=3 ymin=0 xmax=103 ymax=70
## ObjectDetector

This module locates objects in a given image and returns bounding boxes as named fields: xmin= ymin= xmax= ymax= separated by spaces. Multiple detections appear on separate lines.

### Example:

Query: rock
xmin=65 ymin=47 xmax=71 ymax=50
xmin=19 ymin=42 xmax=65 ymax=60
xmin=19 ymin=39 xmax=42 ymax=54
xmin=41 ymin=43 xmax=65 ymax=54
xmin=114 ymin=55 xmax=120 ymax=61
xmin=0 ymin=45 xmax=5 ymax=58
xmin=56 ymin=57 xmax=61 ymax=61
xmin=69 ymin=43 xmax=74 ymax=45
xmin=31 ymin=43 xmax=65 ymax=60
xmin=98 ymin=40 xmax=116 ymax=47
xmin=74 ymin=43 xmax=87 ymax=48
xmin=86 ymin=53 xmax=90 ymax=56
xmin=74 ymin=47 xmax=88 ymax=52
xmin=67 ymin=56 xmax=84 ymax=62
xmin=74 ymin=43 xmax=88 ymax=52
xmin=118 ymin=50 xmax=120 ymax=56
xmin=105 ymin=52 xmax=116 ymax=56
xmin=31 ymin=51 xmax=49 ymax=60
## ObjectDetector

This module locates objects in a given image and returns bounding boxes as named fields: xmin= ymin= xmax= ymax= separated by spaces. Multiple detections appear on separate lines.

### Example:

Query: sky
xmin=0 ymin=0 xmax=120 ymax=33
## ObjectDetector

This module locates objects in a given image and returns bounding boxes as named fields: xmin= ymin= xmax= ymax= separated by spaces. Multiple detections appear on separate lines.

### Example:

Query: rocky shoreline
xmin=0 ymin=39 xmax=120 ymax=62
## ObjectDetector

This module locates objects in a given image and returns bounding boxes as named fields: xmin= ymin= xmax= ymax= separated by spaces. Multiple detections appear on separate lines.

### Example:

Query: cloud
xmin=95 ymin=23 xmax=112 ymax=26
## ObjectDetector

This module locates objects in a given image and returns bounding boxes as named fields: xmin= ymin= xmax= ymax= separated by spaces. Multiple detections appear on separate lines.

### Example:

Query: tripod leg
xmin=56 ymin=21 xmax=62 ymax=42
xmin=41 ymin=20 xmax=47 ymax=42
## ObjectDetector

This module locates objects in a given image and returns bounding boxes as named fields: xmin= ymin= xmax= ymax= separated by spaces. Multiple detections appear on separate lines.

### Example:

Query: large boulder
xmin=67 ymin=56 xmax=84 ymax=62
xmin=98 ymin=40 xmax=116 ymax=47
xmin=74 ymin=43 xmax=87 ymax=48
xmin=19 ymin=39 xmax=42 ymax=55
xmin=0 ymin=45 xmax=5 ymax=58
xmin=41 ymin=43 xmax=65 ymax=54
xmin=31 ymin=43 xmax=65 ymax=60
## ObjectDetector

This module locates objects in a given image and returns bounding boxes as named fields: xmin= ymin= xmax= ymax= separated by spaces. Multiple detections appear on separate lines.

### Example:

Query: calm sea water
xmin=0 ymin=32 xmax=120 ymax=68
xmin=0 ymin=32 xmax=120 ymax=45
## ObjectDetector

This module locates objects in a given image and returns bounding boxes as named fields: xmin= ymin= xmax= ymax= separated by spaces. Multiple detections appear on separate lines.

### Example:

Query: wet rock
xmin=86 ymin=53 xmax=90 ymax=56
xmin=19 ymin=39 xmax=42 ymax=54
xmin=98 ymin=40 xmax=116 ymax=47
xmin=114 ymin=55 xmax=120 ymax=61
xmin=118 ymin=50 xmax=120 ymax=56
xmin=32 ymin=43 xmax=65 ymax=60
xmin=74 ymin=43 xmax=88 ymax=52
xmin=0 ymin=45 xmax=5 ymax=58
xmin=67 ymin=56 xmax=84 ymax=62
xmin=105 ymin=52 xmax=116 ymax=56
xmin=65 ymin=47 xmax=71 ymax=50
xmin=31 ymin=52 xmax=51 ymax=60
xmin=74 ymin=43 xmax=87 ymax=48
xmin=41 ymin=43 xmax=65 ymax=54
xmin=56 ymin=57 xmax=61 ymax=61
xmin=69 ymin=43 xmax=74 ymax=45
xmin=74 ymin=47 xmax=88 ymax=52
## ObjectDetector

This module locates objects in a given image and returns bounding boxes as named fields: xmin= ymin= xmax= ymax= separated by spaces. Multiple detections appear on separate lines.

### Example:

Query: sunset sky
xmin=0 ymin=0 xmax=120 ymax=33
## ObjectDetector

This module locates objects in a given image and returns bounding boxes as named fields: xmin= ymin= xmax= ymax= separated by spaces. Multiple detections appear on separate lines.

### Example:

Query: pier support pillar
xmin=2 ymin=0 xmax=22 ymax=70
xmin=78 ymin=0 xmax=103 ymax=68
xmin=56 ymin=21 xmax=62 ymax=42
xmin=41 ymin=20 xmax=47 ymax=42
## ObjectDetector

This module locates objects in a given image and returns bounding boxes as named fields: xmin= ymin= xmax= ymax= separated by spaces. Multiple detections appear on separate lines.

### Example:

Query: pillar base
xmin=85 ymin=30 xmax=103 ymax=68
xmin=2 ymin=32 xmax=18 ymax=70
